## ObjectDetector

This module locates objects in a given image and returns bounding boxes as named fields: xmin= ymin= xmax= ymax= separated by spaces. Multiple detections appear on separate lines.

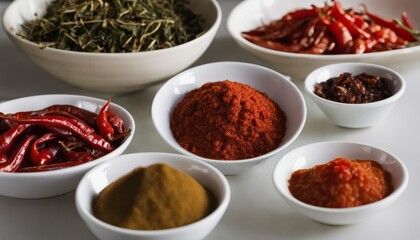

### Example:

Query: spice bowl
xmin=272 ymin=141 xmax=409 ymax=225
xmin=304 ymin=62 xmax=406 ymax=128
xmin=152 ymin=61 xmax=306 ymax=175
xmin=0 ymin=94 xmax=135 ymax=199
xmin=2 ymin=0 xmax=222 ymax=93
xmin=227 ymin=0 xmax=420 ymax=80
xmin=75 ymin=152 xmax=230 ymax=240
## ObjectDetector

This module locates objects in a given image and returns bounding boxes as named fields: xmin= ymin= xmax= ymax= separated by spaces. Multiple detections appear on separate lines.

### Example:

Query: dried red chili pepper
xmin=285 ymin=8 xmax=317 ymax=21
xmin=63 ymin=150 xmax=95 ymax=163
xmin=30 ymin=133 xmax=59 ymax=166
xmin=12 ymin=104 xmax=98 ymax=128
xmin=108 ymin=111 xmax=125 ymax=134
xmin=18 ymin=160 xmax=86 ymax=172
xmin=241 ymin=0 xmax=419 ymax=55
xmin=97 ymin=99 xmax=114 ymax=141
xmin=401 ymin=12 xmax=414 ymax=29
xmin=330 ymin=1 xmax=371 ymax=39
xmin=0 ymin=114 xmax=114 ymax=152
xmin=364 ymin=9 xmax=416 ymax=42
xmin=59 ymin=140 xmax=96 ymax=162
xmin=0 ymin=124 xmax=31 ymax=154
xmin=45 ymin=105 xmax=98 ymax=127
xmin=0 ymin=135 xmax=36 ymax=172
xmin=320 ymin=16 xmax=352 ymax=53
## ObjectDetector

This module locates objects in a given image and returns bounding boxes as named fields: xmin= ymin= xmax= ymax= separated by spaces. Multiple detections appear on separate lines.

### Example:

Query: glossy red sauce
xmin=288 ymin=158 xmax=393 ymax=208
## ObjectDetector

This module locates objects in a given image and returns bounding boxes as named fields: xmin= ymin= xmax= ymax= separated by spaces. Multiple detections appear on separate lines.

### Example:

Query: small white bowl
xmin=304 ymin=62 xmax=405 ymax=128
xmin=75 ymin=152 xmax=230 ymax=240
xmin=2 ymin=0 xmax=221 ymax=92
xmin=272 ymin=141 xmax=409 ymax=225
xmin=151 ymin=61 xmax=306 ymax=175
xmin=227 ymin=0 xmax=420 ymax=80
xmin=0 ymin=94 xmax=135 ymax=199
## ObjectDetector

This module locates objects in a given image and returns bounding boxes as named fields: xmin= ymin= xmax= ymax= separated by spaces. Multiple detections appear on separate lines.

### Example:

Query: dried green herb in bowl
xmin=18 ymin=0 xmax=205 ymax=53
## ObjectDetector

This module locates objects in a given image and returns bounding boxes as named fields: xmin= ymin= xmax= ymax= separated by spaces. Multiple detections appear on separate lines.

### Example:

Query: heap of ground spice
xmin=170 ymin=80 xmax=287 ymax=160
xmin=288 ymin=158 xmax=393 ymax=208
xmin=92 ymin=163 xmax=217 ymax=230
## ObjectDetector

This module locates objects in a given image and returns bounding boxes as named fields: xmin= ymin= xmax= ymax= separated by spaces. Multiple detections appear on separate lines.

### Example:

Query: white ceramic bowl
xmin=273 ymin=141 xmax=409 ymax=225
xmin=0 ymin=94 xmax=135 ymax=198
xmin=304 ymin=62 xmax=405 ymax=128
xmin=75 ymin=152 xmax=230 ymax=240
xmin=151 ymin=61 xmax=306 ymax=175
xmin=2 ymin=0 xmax=221 ymax=93
xmin=227 ymin=0 xmax=420 ymax=80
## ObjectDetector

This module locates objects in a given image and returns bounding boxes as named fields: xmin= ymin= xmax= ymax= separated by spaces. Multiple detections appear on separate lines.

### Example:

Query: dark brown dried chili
xmin=313 ymin=72 xmax=392 ymax=103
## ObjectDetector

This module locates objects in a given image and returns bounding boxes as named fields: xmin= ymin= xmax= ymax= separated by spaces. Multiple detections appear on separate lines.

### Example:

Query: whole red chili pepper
xmin=0 ymin=124 xmax=31 ymax=154
xmin=330 ymin=1 xmax=371 ymax=39
xmin=97 ymin=99 xmax=115 ymax=141
xmin=401 ymin=12 xmax=414 ymax=29
xmin=320 ymin=16 xmax=352 ymax=53
xmin=12 ymin=104 xmax=98 ymax=128
xmin=45 ymin=105 xmax=98 ymax=127
xmin=0 ymin=135 xmax=36 ymax=172
xmin=364 ymin=10 xmax=416 ymax=42
xmin=18 ymin=160 xmax=86 ymax=172
xmin=0 ymin=114 xmax=114 ymax=152
xmin=30 ymin=133 xmax=59 ymax=166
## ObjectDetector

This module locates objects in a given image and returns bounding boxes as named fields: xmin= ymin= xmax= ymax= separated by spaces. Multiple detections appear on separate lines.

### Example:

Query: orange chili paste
xmin=288 ymin=158 xmax=393 ymax=208
xmin=170 ymin=80 xmax=287 ymax=160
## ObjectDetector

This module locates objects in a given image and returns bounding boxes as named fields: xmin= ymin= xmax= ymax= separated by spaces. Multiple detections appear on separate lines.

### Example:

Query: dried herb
xmin=18 ymin=0 xmax=205 ymax=53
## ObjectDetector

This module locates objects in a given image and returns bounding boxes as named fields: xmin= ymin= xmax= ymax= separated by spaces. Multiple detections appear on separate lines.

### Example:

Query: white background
xmin=0 ymin=0 xmax=417 ymax=239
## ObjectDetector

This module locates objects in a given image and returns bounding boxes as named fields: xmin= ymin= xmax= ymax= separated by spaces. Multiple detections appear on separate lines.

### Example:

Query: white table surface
xmin=0 ymin=1 xmax=418 ymax=239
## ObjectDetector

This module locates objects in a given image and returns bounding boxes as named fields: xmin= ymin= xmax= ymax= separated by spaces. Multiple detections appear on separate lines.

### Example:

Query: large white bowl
xmin=0 ymin=94 xmax=135 ymax=198
xmin=2 ymin=0 xmax=221 ymax=92
xmin=151 ymin=61 xmax=306 ymax=175
xmin=304 ymin=62 xmax=406 ymax=128
xmin=227 ymin=0 xmax=420 ymax=80
xmin=75 ymin=152 xmax=230 ymax=240
xmin=272 ymin=141 xmax=409 ymax=225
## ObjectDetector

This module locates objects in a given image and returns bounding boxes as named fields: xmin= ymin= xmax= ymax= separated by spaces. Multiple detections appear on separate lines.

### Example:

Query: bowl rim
xmin=272 ymin=140 xmax=409 ymax=213
xmin=75 ymin=151 xmax=231 ymax=235
xmin=2 ymin=0 xmax=222 ymax=56
xmin=0 ymin=93 xmax=135 ymax=177
xmin=304 ymin=62 xmax=407 ymax=108
xmin=151 ymin=61 xmax=307 ymax=164
xmin=227 ymin=0 xmax=420 ymax=59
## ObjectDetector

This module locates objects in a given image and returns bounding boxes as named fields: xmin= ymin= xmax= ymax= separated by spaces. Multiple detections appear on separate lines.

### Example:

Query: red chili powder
xmin=170 ymin=80 xmax=287 ymax=160
xmin=288 ymin=158 xmax=393 ymax=208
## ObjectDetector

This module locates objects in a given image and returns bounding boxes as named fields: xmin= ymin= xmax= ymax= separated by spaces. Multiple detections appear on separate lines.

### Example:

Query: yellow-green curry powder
xmin=92 ymin=163 xmax=217 ymax=230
